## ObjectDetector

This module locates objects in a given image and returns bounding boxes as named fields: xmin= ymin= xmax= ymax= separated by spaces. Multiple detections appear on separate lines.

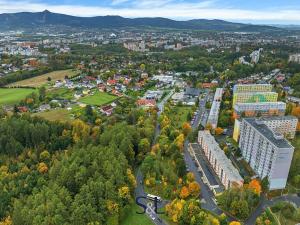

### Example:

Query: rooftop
xmin=243 ymin=118 xmax=294 ymax=149
xmin=199 ymin=130 xmax=243 ymax=182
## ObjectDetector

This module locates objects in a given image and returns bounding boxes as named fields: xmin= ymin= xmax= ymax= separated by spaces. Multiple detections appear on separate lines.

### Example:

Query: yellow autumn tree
xmin=229 ymin=221 xmax=241 ymax=225
xmin=175 ymin=134 xmax=185 ymax=151
xmin=0 ymin=216 xmax=12 ymax=225
xmin=127 ymin=169 xmax=137 ymax=188
xmin=37 ymin=162 xmax=48 ymax=174
xmin=72 ymin=119 xmax=90 ymax=143
xmin=188 ymin=181 xmax=201 ymax=197
xmin=165 ymin=199 xmax=185 ymax=223
xmin=118 ymin=186 xmax=131 ymax=200
xmin=186 ymin=172 xmax=195 ymax=183
xmin=106 ymin=200 xmax=119 ymax=214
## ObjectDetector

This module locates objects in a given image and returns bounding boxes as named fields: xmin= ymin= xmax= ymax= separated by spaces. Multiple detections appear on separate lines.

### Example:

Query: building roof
xmin=185 ymin=87 xmax=200 ymax=97
xmin=234 ymin=102 xmax=286 ymax=111
xmin=243 ymin=118 xmax=294 ymax=149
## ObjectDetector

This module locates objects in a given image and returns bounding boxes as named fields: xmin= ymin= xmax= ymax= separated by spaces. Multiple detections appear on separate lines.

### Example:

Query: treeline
xmin=0 ymin=115 xmax=73 ymax=155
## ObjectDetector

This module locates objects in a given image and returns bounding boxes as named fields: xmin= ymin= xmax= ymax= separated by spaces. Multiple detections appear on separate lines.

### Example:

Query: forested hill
xmin=0 ymin=10 xmax=282 ymax=32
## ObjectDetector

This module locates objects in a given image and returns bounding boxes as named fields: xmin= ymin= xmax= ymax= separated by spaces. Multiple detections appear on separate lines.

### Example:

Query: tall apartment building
xmin=233 ymin=84 xmax=273 ymax=93
xmin=232 ymin=84 xmax=278 ymax=107
xmin=233 ymin=115 xmax=297 ymax=142
xmin=207 ymin=88 xmax=223 ymax=129
xmin=232 ymin=92 xmax=278 ymax=107
xmin=233 ymin=102 xmax=286 ymax=119
xmin=239 ymin=118 xmax=294 ymax=190
xmin=289 ymin=54 xmax=300 ymax=64
xmin=198 ymin=131 xmax=243 ymax=189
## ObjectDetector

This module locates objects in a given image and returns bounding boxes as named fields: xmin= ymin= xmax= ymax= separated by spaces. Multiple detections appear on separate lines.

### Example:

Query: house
xmin=107 ymin=79 xmax=117 ymax=86
xmin=39 ymin=104 xmax=51 ymax=112
xmin=101 ymin=105 xmax=114 ymax=116
xmin=98 ymin=84 xmax=106 ymax=92
xmin=136 ymin=99 xmax=156 ymax=109
xmin=17 ymin=106 xmax=28 ymax=113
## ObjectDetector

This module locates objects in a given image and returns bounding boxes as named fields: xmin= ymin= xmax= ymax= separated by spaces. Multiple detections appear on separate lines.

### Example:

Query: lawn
xmin=168 ymin=105 xmax=194 ymax=128
xmin=34 ymin=109 xmax=73 ymax=122
xmin=79 ymin=91 xmax=118 ymax=106
xmin=7 ymin=69 xmax=78 ymax=88
xmin=47 ymin=88 xmax=74 ymax=100
xmin=121 ymin=204 xmax=154 ymax=225
xmin=0 ymin=88 xmax=37 ymax=105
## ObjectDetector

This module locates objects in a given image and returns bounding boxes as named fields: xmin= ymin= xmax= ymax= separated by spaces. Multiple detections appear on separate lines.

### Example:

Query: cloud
xmin=0 ymin=0 xmax=300 ymax=24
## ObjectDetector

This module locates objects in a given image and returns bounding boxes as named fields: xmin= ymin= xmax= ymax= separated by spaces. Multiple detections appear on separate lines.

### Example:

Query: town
xmin=1 ymin=10 xmax=300 ymax=225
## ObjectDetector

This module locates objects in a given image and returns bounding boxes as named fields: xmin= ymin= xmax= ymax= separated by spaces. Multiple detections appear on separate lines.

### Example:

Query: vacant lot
xmin=34 ymin=108 xmax=72 ymax=122
xmin=7 ymin=69 xmax=78 ymax=88
xmin=0 ymin=88 xmax=37 ymax=105
xmin=80 ymin=91 xmax=118 ymax=106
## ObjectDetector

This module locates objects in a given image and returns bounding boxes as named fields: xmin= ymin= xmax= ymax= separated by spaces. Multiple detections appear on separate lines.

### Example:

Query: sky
xmin=1 ymin=0 xmax=300 ymax=24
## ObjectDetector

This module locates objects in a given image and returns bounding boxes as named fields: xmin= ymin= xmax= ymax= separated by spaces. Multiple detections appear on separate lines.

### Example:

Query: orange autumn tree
xmin=179 ymin=186 xmax=190 ymax=199
xmin=215 ymin=127 xmax=224 ymax=135
xmin=182 ymin=122 xmax=192 ymax=137
xmin=248 ymin=179 xmax=262 ymax=195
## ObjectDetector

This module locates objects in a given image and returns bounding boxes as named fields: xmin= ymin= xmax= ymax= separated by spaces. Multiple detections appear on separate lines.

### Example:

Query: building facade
xmin=239 ymin=118 xmax=294 ymax=190
xmin=232 ymin=92 xmax=278 ymax=107
xmin=233 ymin=115 xmax=297 ymax=142
xmin=198 ymin=131 xmax=243 ymax=189
xmin=233 ymin=102 xmax=286 ymax=119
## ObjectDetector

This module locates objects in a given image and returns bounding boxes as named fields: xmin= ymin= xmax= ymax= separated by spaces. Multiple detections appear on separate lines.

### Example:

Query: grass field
xmin=121 ymin=204 xmax=153 ymax=225
xmin=0 ymin=88 xmax=37 ymax=105
xmin=7 ymin=69 xmax=78 ymax=88
xmin=47 ymin=88 xmax=75 ymax=100
xmin=34 ymin=109 xmax=73 ymax=122
xmin=168 ymin=105 xmax=193 ymax=128
xmin=80 ymin=91 xmax=118 ymax=106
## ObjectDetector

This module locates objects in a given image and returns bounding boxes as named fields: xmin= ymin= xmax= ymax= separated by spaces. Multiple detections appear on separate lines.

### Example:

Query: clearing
xmin=7 ymin=69 xmax=78 ymax=88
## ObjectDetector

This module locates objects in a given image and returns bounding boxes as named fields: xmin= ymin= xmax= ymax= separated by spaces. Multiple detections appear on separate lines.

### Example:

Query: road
xmin=134 ymin=89 xmax=174 ymax=225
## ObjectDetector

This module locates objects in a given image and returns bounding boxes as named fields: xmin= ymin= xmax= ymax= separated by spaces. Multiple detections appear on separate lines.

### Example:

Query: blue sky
xmin=0 ymin=0 xmax=300 ymax=24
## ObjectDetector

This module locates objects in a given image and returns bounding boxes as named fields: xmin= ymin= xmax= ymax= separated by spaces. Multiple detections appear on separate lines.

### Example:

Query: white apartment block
xmin=207 ymin=88 xmax=223 ymax=129
xmin=289 ymin=54 xmax=300 ymax=63
xmin=262 ymin=116 xmax=298 ymax=139
xmin=198 ymin=131 xmax=243 ymax=189
xmin=239 ymin=118 xmax=294 ymax=190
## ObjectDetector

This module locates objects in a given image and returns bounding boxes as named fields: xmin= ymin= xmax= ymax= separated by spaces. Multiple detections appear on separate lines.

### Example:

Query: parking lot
xmin=188 ymin=143 xmax=224 ymax=195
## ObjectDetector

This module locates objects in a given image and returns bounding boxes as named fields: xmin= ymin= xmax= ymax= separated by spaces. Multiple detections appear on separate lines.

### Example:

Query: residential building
xmin=233 ymin=84 xmax=273 ymax=93
xmin=239 ymin=118 xmax=294 ymax=190
xmin=233 ymin=115 xmax=297 ymax=142
xmin=233 ymin=102 xmax=286 ymax=119
xmin=232 ymin=92 xmax=278 ymax=107
xmin=289 ymin=54 xmax=300 ymax=63
xmin=207 ymin=88 xmax=223 ymax=129
xmin=198 ymin=131 xmax=244 ymax=189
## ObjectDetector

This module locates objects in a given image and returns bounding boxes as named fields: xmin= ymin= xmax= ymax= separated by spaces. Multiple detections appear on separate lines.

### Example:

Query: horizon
xmin=0 ymin=0 xmax=300 ymax=25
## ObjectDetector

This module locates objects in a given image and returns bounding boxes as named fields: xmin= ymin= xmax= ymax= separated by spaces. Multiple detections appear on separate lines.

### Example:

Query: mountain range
xmin=0 ymin=10 xmax=283 ymax=32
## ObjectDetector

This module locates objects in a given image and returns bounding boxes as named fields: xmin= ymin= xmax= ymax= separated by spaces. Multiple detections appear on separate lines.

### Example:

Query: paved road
xmin=245 ymin=194 xmax=300 ymax=225
xmin=134 ymin=89 xmax=174 ymax=225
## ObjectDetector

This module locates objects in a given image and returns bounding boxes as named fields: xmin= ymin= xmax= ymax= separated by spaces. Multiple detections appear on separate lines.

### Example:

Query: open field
xmin=80 ymin=91 xmax=118 ymax=106
xmin=34 ymin=108 xmax=73 ymax=122
xmin=0 ymin=88 xmax=37 ymax=105
xmin=7 ymin=69 xmax=78 ymax=88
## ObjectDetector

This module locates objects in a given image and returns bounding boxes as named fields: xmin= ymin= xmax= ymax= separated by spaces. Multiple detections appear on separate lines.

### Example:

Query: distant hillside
xmin=0 ymin=10 xmax=283 ymax=32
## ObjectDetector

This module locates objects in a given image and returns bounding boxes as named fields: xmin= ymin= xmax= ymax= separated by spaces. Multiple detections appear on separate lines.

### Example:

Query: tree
xmin=180 ymin=186 xmax=190 ymax=199
xmin=188 ymin=181 xmax=200 ymax=197
xmin=215 ymin=127 xmax=224 ymax=135
xmin=229 ymin=222 xmax=241 ymax=225
xmin=182 ymin=123 xmax=192 ymax=137
xmin=248 ymin=179 xmax=262 ymax=195
xmin=72 ymin=119 xmax=90 ymax=143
